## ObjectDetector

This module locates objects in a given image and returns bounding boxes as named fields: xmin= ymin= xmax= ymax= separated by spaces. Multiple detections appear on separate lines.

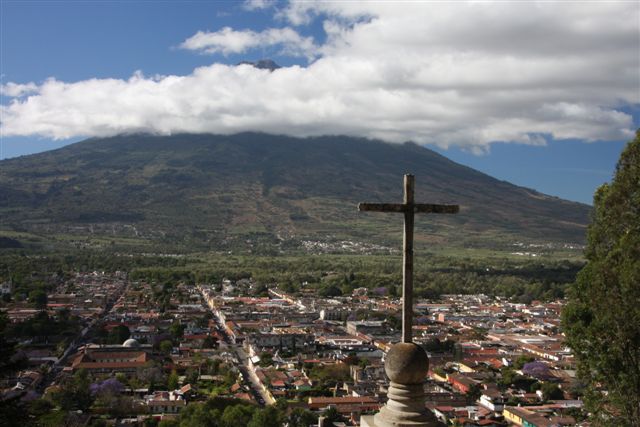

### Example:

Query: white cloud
xmin=243 ymin=0 xmax=276 ymax=11
xmin=1 ymin=1 xmax=639 ymax=150
xmin=0 ymin=82 xmax=39 ymax=97
xmin=180 ymin=26 xmax=318 ymax=59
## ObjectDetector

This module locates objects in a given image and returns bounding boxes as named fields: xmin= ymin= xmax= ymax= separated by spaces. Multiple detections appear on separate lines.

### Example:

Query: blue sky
xmin=1 ymin=1 xmax=638 ymax=205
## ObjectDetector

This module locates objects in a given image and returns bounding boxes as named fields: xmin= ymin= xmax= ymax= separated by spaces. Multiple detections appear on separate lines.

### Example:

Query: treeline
xmin=0 ymin=250 xmax=583 ymax=303
xmin=129 ymin=254 xmax=582 ymax=302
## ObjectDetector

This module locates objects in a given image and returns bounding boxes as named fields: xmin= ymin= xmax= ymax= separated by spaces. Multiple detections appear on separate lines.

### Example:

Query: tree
xmin=562 ymin=130 xmax=640 ymax=426
xmin=287 ymin=408 xmax=317 ymax=427
xmin=467 ymin=383 xmax=482 ymax=402
xmin=248 ymin=406 xmax=282 ymax=427
xmin=279 ymin=281 xmax=299 ymax=294
xmin=513 ymin=355 xmax=535 ymax=370
xmin=175 ymin=402 xmax=218 ymax=427
xmin=137 ymin=364 xmax=165 ymax=390
xmin=252 ymin=283 xmax=269 ymax=297
xmin=318 ymin=284 xmax=342 ymax=297
xmin=221 ymin=404 xmax=255 ymax=427
xmin=540 ymin=382 xmax=564 ymax=401
xmin=469 ymin=327 xmax=487 ymax=341
xmin=168 ymin=369 xmax=179 ymax=390
xmin=258 ymin=352 xmax=273 ymax=368
xmin=91 ymin=378 xmax=136 ymax=418
xmin=170 ymin=321 xmax=185 ymax=340
xmin=107 ymin=325 xmax=130 ymax=344
xmin=322 ymin=406 xmax=342 ymax=426
xmin=159 ymin=339 xmax=173 ymax=355
xmin=0 ymin=311 xmax=17 ymax=375
xmin=202 ymin=335 xmax=217 ymax=349
xmin=29 ymin=289 xmax=48 ymax=310
xmin=388 ymin=285 xmax=398 ymax=297
xmin=52 ymin=368 xmax=93 ymax=411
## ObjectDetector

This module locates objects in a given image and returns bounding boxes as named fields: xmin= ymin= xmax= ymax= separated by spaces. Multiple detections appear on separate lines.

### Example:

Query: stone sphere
xmin=384 ymin=342 xmax=429 ymax=384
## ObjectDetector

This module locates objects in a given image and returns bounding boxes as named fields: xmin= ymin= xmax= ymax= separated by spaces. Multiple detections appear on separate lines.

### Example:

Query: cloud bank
xmin=1 ymin=1 xmax=638 ymax=150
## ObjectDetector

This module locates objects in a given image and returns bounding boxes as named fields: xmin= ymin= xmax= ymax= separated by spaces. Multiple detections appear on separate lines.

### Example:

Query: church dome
xmin=122 ymin=338 xmax=140 ymax=348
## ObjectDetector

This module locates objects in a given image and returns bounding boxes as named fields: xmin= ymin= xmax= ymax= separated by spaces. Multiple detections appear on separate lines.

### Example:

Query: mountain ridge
xmin=0 ymin=132 xmax=590 ymax=251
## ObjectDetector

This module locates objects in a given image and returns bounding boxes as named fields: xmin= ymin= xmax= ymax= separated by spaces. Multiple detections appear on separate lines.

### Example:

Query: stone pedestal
xmin=361 ymin=342 xmax=439 ymax=427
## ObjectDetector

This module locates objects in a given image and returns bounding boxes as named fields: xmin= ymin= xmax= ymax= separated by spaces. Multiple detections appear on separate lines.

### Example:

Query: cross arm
xmin=358 ymin=203 xmax=405 ymax=212
xmin=358 ymin=203 xmax=459 ymax=214
xmin=414 ymin=204 xmax=459 ymax=214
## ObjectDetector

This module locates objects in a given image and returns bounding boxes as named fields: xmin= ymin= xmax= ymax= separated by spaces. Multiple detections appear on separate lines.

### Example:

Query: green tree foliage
xmin=221 ymin=404 xmax=255 ymax=427
xmin=52 ymin=368 xmax=93 ymax=411
xmin=173 ymin=403 xmax=219 ymax=427
xmin=2 ymin=248 xmax=582 ymax=307
xmin=309 ymin=363 xmax=351 ymax=387
xmin=422 ymin=337 xmax=455 ymax=353
xmin=540 ymin=382 xmax=564 ymax=401
xmin=278 ymin=280 xmax=299 ymax=294
xmin=0 ymin=312 xmax=17 ymax=375
xmin=0 ymin=399 xmax=29 ymax=427
xmin=562 ymin=130 xmax=640 ymax=426
xmin=252 ymin=283 xmax=269 ymax=297
xmin=322 ymin=406 xmax=343 ymax=426
xmin=202 ymin=335 xmax=217 ymax=349
xmin=170 ymin=321 xmax=186 ymax=340
xmin=287 ymin=407 xmax=318 ymax=427
xmin=107 ymin=324 xmax=131 ymax=345
xmin=248 ymin=406 xmax=282 ymax=427
xmin=33 ymin=411 xmax=68 ymax=427
xmin=168 ymin=369 xmax=180 ymax=390
xmin=5 ymin=310 xmax=80 ymax=355
xmin=160 ymin=339 xmax=174 ymax=355
xmin=28 ymin=398 xmax=54 ymax=418
xmin=29 ymin=289 xmax=48 ymax=310
xmin=318 ymin=284 xmax=342 ymax=297
xmin=171 ymin=397 xmax=296 ymax=427
xmin=467 ymin=383 xmax=482 ymax=402
xmin=513 ymin=355 xmax=535 ymax=370
xmin=498 ymin=367 xmax=536 ymax=391
xmin=258 ymin=352 xmax=274 ymax=368
xmin=469 ymin=327 xmax=488 ymax=341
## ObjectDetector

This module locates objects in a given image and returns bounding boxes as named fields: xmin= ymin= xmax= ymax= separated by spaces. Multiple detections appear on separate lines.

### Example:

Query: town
xmin=1 ymin=271 xmax=584 ymax=426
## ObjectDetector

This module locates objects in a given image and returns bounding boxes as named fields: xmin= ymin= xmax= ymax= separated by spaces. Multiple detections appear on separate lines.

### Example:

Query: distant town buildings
xmin=1 ymin=272 xmax=585 ymax=426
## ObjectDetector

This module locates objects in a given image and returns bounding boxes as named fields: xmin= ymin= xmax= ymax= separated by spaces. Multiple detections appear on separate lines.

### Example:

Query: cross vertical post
xmin=402 ymin=175 xmax=414 ymax=343
xmin=358 ymin=174 xmax=459 ymax=344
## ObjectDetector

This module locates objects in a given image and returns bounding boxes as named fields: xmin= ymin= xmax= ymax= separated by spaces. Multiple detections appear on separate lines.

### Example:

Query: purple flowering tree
xmin=522 ymin=361 xmax=550 ymax=379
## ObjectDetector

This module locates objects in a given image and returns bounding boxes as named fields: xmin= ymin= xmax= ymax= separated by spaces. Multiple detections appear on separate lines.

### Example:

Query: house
xmin=448 ymin=373 xmax=480 ymax=394
xmin=146 ymin=391 xmax=186 ymax=414
xmin=503 ymin=406 xmax=552 ymax=427
xmin=346 ymin=321 xmax=388 ymax=337
xmin=246 ymin=328 xmax=315 ymax=352
xmin=479 ymin=390 xmax=504 ymax=412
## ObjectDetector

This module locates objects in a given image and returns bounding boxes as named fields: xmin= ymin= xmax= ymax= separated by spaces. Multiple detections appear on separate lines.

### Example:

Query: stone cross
xmin=359 ymin=174 xmax=459 ymax=343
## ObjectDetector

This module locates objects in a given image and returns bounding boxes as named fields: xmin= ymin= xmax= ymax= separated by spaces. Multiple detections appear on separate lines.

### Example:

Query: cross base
xmin=361 ymin=382 xmax=440 ymax=427
xmin=361 ymin=414 xmax=440 ymax=427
